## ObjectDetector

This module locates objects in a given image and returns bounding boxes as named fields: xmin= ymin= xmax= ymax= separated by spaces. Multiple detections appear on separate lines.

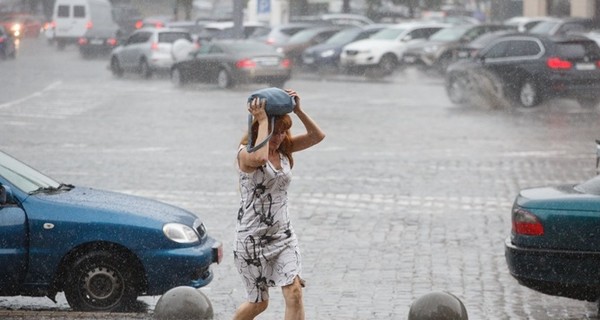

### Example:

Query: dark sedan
xmin=445 ymin=33 xmax=600 ymax=108
xmin=277 ymin=25 xmax=346 ymax=66
xmin=170 ymin=40 xmax=292 ymax=89
xmin=301 ymin=24 xmax=386 ymax=72
xmin=506 ymin=152 xmax=600 ymax=303
xmin=78 ymin=25 xmax=120 ymax=58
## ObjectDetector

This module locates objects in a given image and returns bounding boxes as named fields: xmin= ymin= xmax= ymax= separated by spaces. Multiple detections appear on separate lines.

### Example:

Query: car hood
xmin=31 ymin=186 xmax=197 ymax=224
xmin=517 ymin=185 xmax=600 ymax=211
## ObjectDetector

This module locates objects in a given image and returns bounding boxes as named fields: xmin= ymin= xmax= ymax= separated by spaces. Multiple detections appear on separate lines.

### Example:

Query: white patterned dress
xmin=234 ymin=147 xmax=303 ymax=303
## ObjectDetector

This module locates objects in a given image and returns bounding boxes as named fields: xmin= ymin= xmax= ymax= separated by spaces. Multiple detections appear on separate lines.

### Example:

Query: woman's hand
xmin=248 ymin=97 xmax=267 ymax=121
xmin=285 ymin=89 xmax=302 ymax=113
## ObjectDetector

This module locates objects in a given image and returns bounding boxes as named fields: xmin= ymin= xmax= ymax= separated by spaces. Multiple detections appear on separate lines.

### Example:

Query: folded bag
xmin=246 ymin=87 xmax=295 ymax=153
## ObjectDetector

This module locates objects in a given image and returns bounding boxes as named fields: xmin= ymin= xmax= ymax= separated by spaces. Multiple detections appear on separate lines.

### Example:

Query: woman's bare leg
xmin=232 ymin=300 xmax=268 ymax=320
xmin=282 ymin=276 xmax=305 ymax=320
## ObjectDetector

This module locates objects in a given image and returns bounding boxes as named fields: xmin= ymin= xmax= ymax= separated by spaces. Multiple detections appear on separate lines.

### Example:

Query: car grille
xmin=345 ymin=50 xmax=359 ymax=56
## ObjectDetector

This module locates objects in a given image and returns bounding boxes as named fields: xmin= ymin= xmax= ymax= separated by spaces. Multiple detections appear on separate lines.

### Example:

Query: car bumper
xmin=235 ymin=68 xmax=291 ymax=83
xmin=142 ymin=237 xmax=222 ymax=295
xmin=505 ymin=237 xmax=600 ymax=301
xmin=148 ymin=53 xmax=175 ymax=71
xmin=340 ymin=53 xmax=379 ymax=67
xmin=546 ymin=78 xmax=600 ymax=98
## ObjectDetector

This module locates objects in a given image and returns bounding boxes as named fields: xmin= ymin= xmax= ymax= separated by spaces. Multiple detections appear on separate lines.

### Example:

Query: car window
xmin=414 ymin=27 xmax=445 ymax=40
xmin=482 ymin=40 xmax=510 ymax=58
xmin=57 ymin=5 xmax=69 ymax=18
xmin=209 ymin=45 xmax=223 ymax=54
xmin=529 ymin=21 xmax=559 ymax=34
xmin=73 ymin=5 xmax=85 ymax=18
xmin=325 ymin=28 xmax=361 ymax=44
xmin=557 ymin=23 xmax=586 ymax=35
xmin=0 ymin=151 xmax=60 ymax=193
xmin=429 ymin=26 xmax=469 ymax=42
xmin=371 ymin=28 xmax=406 ymax=40
xmin=158 ymin=32 xmax=192 ymax=43
xmin=506 ymin=40 xmax=541 ymax=57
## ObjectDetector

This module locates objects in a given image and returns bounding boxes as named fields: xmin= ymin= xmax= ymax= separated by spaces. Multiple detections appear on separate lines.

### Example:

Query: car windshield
xmin=529 ymin=21 xmax=560 ymax=34
xmin=0 ymin=151 xmax=61 ymax=193
xmin=574 ymin=175 xmax=600 ymax=195
xmin=555 ymin=41 xmax=600 ymax=59
xmin=324 ymin=28 xmax=361 ymax=44
xmin=429 ymin=26 xmax=469 ymax=41
xmin=370 ymin=28 xmax=406 ymax=40
xmin=158 ymin=32 xmax=192 ymax=43
xmin=287 ymin=29 xmax=321 ymax=44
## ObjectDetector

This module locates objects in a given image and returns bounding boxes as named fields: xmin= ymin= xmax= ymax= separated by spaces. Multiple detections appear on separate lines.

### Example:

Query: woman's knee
xmin=282 ymin=279 xmax=303 ymax=305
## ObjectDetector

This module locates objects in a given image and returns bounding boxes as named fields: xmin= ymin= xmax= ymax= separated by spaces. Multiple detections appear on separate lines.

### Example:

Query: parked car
xmin=0 ymin=149 xmax=222 ymax=312
xmin=170 ymin=39 xmax=291 ymax=89
xmin=277 ymin=25 xmax=347 ymax=66
xmin=505 ymin=163 xmax=600 ymax=303
xmin=403 ymin=23 xmax=515 ymax=73
xmin=78 ymin=23 xmax=119 ymax=57
xmin=111 ymin=3 xmax=143 ymax=38
xmin=250 ymin=22 xmax=314 ymax=46
xmin=138 ymin=15 xmax=173 ymax=29
xmin=445 ymin=33 xmax=600 ymax=108
xmin=529 ymin=17 xmax=600 ymax=37
xmin=109 ymin=28 xmax=193 ymax=78
xmin=301 ymin=24 xmax=387 ymax=71
xmin=292 ymin=13 xmax=374 ymax=27
xmin=340 ymin=22 xmax=447 ymax=77
xmin=0 ymin=13 xmax=42 ymax=38
xmin=0 ymin=25 xmax=16 ymax=59
xmin=503 ymin=16 xmax=554 ymax=33
xmin=450 ymin=30 xmax=516 ymax=62
xmin=196 ymin=21 xmax=269 ymax=42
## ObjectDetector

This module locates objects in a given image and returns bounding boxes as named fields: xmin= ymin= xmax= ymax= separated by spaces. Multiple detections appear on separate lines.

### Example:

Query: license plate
xmin=458 ymin=51 xmax=468 ymax=58
xmin=90 ymin=39 xmax=103 ymax=45
xmin=404 ymin=56 xmax=416 ymax=63
xmin=256 ymin=58 xmax=278 ymax=66
xmin=303 ymin=57 xmax=314 ymax=64
xmin=576 ymin=63 xmax=596 ymax=70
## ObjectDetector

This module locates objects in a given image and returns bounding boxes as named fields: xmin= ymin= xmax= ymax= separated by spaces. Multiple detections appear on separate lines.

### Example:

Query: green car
xmin=506 ymin=170 xmax=600 ymax=302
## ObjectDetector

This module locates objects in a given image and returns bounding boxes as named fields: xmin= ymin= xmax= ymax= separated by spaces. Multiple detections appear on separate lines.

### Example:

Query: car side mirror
xmin=0 ymin=184 xmax=9 ymax=205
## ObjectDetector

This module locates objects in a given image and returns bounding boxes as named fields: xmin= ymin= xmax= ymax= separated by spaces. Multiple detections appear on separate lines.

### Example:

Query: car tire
xmin=139 ymin=59 xmax=152 ymax=79
xmin=171 ymin=67 xmax=187 ymax=87
xmin=110 ymin=57 xmax=124 ymax=78
xmin=217 ymin=69 xmax=233 ymax=89
xmin=435 ymin=54 xmax=452 ymax=74
xmin=378 ymin=54 xmax=397 ymax=76
xmin=445 ymin=73 xmax=469 ymax=104
xmin=64 ymin=250 xmax=138 ymax=312
xmin=518 ymin=80 xmax=539 ymax=108
xmin=577 ymin=96 xmax=600 ymax=109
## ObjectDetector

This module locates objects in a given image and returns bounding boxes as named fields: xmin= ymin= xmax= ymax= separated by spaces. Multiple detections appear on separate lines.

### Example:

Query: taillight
xmin=547 ymin=57 xmax=572 ymax=69
xmin=150 ymin=41 xmax=159 ymax=51
xmin=597 ymin=61 xmax=600 ymax=68
xmin=85 ymin=21 xmax=93 ymax=29
xmin=155 ymin=22 xmax=164 ymax=28
xmin=266 ymin=38 xmax=274 ymax=45
xmin=281 ymin=58 xmax=291 ymax=68
xmin=107 ymin=38 xmax=117 ymax=46
xmin=135 ymin=20 xmax=143 ymax=29
xmin=78 ymin=37 xmax=87 ymax=45
xmin=512 ymin=207 xmax=544 ymax=236
xmin=236 ymin=58 xmax=256 ymax=68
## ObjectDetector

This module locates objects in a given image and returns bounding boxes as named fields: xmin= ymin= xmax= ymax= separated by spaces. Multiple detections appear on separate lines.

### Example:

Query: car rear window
xmin=555 ymin=41 xmax=600 ymax=59
xmin=224 ymin=41 xmax=277 ymax=54
xmin=57 ymin=5 xmax=69 ymax=17
xmin=158 ymin=32 xmax=192 ymax=43
xmin=73 ymin=5 xmax=85 ymax=18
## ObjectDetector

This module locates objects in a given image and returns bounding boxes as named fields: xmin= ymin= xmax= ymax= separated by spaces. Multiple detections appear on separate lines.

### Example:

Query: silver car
xmin=109 ymin=27 xmax=193 ymax=78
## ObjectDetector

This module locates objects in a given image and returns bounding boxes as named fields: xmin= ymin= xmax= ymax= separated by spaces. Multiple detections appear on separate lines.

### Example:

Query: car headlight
xmin=11 ymin=23 xmax=21 ymax=32
xmin=424 ymin=45 xmax=438 ymax=53
xmin=163 ymin=223 xmax=199 ymax=243
xmin=320 ymin=49 xmax=335 ymax=58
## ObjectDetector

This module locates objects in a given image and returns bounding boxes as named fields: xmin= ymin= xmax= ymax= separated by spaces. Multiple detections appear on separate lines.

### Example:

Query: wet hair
xmin=240 ymin=114 xmax=294 ymax=168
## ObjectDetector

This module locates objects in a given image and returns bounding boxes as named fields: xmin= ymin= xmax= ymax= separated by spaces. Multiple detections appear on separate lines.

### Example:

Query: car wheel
xmin=110 ymin=57 xmax=124 ymax=78
xmin=139 ymin=59 xmax=152 ymax=79
xmin=171 ymin=67 xmax=187 ymax=87
xmin=217 ymin=69 xmax=233 ymax=89
xmin=378 ymin=54 xmax=397 ymax=76
xmin=518 ymin=80 xmax=539 ymax=108
xmin=445 ymin=74 xmax=468 ymax=104
xmin=435 ymin=54 xmax=452 ymax=74
xmin=64 ymin=251 xmax=138 ymax=312
xmin=577 ymin=96 xmax=600 ymax=109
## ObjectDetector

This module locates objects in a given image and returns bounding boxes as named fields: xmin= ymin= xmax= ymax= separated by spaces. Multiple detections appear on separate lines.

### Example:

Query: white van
xmin=52 ymin=0 xmax=114 ymax=48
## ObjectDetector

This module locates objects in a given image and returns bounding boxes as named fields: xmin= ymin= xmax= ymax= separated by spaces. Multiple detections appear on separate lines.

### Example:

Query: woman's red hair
xmin=240 ymin=115 xmax=294 ymax=168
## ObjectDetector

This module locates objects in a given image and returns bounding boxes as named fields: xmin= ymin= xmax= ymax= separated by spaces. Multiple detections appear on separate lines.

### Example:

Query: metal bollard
xmin=407 ymin=291 xmax=468 ymax=320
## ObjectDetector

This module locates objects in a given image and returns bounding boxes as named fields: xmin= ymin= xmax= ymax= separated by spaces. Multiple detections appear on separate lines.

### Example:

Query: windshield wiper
xmin=30 ymin=183 xmax=74 ymax=195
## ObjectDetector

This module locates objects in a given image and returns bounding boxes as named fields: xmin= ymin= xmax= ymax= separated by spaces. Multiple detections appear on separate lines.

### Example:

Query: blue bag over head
xmin=246 ymin=87 xmax=295 ymax=153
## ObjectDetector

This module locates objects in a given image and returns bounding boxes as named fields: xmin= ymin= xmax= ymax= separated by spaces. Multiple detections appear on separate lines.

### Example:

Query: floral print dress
xmin=234 ymin=148 xmax=303 ymax=303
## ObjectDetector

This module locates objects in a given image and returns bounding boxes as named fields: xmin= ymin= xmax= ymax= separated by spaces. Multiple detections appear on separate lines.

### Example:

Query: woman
xmin=234 ymin=89 xmax=325 ymax=320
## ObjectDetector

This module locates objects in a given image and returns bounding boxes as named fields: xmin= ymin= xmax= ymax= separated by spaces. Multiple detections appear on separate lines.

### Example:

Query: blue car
xmin=0 ymin=150 xmax=222 ymax=311
xmin=505 ymin=169 xmax=600 ymax=302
